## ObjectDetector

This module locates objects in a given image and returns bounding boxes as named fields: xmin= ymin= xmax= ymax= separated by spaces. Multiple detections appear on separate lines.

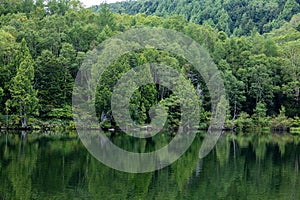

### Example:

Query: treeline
xmin=0 ymin=0 xmax=299 ymax=130
xmin=104 ymin=0 xmax=300 ymax=35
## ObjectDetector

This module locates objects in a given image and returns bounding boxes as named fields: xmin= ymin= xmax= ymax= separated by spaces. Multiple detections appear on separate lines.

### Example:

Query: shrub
xmin=234 ymin=112 xmax=253 ymax=131
xmin=270 ymin=106 xmax=293 ymax=131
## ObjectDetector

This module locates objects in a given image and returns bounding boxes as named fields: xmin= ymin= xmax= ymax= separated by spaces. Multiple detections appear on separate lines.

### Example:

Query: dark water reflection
xmin=0 ymin=131 xmax=300 ymax=199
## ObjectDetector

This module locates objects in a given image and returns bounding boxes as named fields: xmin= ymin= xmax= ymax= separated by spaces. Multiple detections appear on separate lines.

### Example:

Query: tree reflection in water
xmin=0 ymin=131 xmax=299 ymax=199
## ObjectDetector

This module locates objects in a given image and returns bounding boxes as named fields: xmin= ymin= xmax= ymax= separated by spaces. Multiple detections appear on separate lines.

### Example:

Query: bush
xmin=270 ymin=106 xmax=293 ymax=131
xmin=252 ymin=102 xmax=270 ymax=128
xmin=48 ymin=105 xmax=73 ymax=120
xmin=234 ymin=112 xmax=253 ymax=131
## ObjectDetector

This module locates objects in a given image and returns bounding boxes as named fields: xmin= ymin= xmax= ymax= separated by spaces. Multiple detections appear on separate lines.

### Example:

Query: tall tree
xmin=5 ymin=39 xmax=38 ymax=128
xmin=97 ymin=2 xmax=116 ymax=30
xmin=281 ymin=40 xmax=300 ymax=116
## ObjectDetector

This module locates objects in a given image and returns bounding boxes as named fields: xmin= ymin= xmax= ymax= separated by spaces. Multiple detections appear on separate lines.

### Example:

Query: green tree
xmin=252 ymin=102 xmax=269 ymax=127
xmin=5 ymin=39 xmax=38 ymax=128
xmin=281 ymin=40 xmax=300 ymax=116
xmin=216 ymin=9 xmax=231 ymax=35
xmin=222 ymin=70 xmax=246 ymax=119
xmin=280 ymin=0 xmax=300 ymax=21
xmin=59 ymin=42 xmax=76 ymax=103
xmin=35 ymin=49 xmax=73 ymax=116
xmin=97 ymin=2 xmax=116 ymax=30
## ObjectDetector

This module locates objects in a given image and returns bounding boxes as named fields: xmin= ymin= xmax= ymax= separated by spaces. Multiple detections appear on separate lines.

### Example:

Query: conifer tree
xmin=5 ymin=39 xmax=38 ymax=128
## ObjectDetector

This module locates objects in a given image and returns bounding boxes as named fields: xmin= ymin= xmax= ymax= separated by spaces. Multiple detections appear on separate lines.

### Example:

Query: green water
xmin=0 ymin=131 xmax=300 ymax=200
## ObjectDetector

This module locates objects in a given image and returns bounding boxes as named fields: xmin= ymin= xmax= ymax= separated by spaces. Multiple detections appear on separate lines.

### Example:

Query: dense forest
xmin=105 ymin=0 xmax=300 ymax=35
xmin=0 ymin=0 xmax=299 ymax=131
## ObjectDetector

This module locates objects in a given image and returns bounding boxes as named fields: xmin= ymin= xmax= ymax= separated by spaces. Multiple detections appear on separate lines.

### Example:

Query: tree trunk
xmin=21 ymin=117 xmax=27 ymax=129
xmin=20 ymin=103 xmax=27 ymax=129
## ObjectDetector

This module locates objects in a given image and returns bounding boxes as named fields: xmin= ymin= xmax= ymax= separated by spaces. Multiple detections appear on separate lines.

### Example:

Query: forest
xmin=105 ymin=0 xmax=300 ymax=35
xmin=0 ymin=0 xmax=300 ymax=131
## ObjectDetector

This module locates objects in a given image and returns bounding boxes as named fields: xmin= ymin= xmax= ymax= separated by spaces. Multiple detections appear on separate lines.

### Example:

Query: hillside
xmin=98 ymin=0 xmax=300 ymax=35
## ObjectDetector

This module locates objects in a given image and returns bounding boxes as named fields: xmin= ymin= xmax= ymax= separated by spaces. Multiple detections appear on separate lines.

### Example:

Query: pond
xmin=0 ymin=131 xmax=300 ymax=199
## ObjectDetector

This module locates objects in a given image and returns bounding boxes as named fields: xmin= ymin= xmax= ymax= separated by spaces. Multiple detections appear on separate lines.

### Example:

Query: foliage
xmin=5 ymin=39 xmax=38 ymax=128
xmin=252 ymin=102 xmax=270 ymax=128
xmin=48 ymin=105 xmax=73 ymax=120
xmin=0 ymin=0 xmax=299 ymax=129
xmin=270 ymin=106 xmax=293 ymax=130
xmin=234 ymin=112 xmax=253 ymax=131
xmin=105 ymin=0 xmax=300 ymax=35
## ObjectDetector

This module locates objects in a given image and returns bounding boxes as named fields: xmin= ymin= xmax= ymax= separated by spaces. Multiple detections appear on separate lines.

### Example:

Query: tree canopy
xmin=0 ymin=0 xmax=299 ymax=129
xmin=103 ymin=0 xmax=300 ymax=35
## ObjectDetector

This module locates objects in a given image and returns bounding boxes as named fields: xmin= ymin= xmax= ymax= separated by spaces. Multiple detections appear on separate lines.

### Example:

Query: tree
xmin=270 ymin=106 xmax=293 ymax=130
xmin=280 ymin=0 xmax=300 ymax=21
xmin=216 ymin=9 xmax=231 ymax=35
xmin=222 ymin=70 xmax=246 ymax=120
xmin=46 ymin=0 xmax=82 ymax=15
xmin=252 ymin=102 xmax=269 ymax=127
xmin=6 ymin=39 xmax=38 ymax=128
xmin=0 ymin=30 xmax=18 ymax=113
xmin=281 ymin=40 xmax=300 ymax=116
xmin=59 ymin=42 xmax=76 ymax=104
xmin=107 ymin=0 xmax=298 ymax=35
xmin=97 ymin=2 xmax=116 ymax=30
xmin=35 ymin=49 xmax=73 ymax=116
xmin=22 ymin=0 xmax=34 ymax=15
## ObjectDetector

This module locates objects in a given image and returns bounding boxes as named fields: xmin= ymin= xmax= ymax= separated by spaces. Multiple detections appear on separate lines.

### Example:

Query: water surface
xmin=0 ymin=131 xmax=299 ymax=199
